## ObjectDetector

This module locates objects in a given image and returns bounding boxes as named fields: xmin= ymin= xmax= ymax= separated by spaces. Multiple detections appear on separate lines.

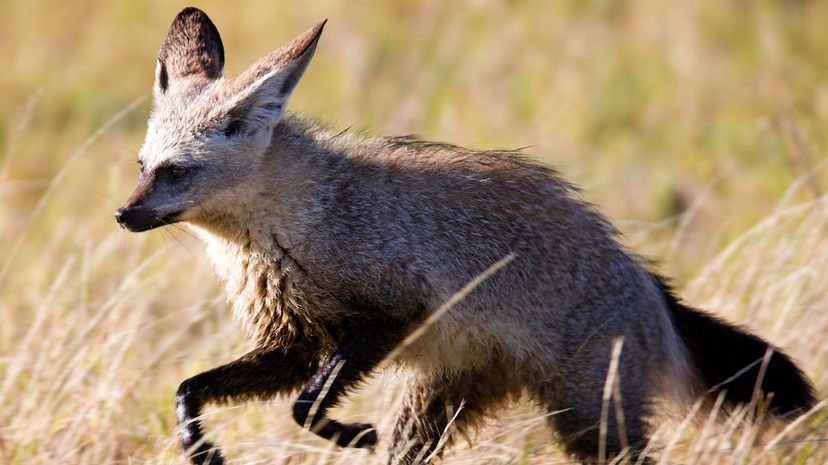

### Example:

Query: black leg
xmin=291 ymin=325 xmax=405 ymax=449
xmin=176 ymin=346 xmax=317 ymax=465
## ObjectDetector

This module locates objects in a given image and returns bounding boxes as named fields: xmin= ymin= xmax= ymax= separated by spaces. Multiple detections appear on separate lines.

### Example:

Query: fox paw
xmin=189 ymin=441 xmax=224 ymax=465
xmin=336 ymin=422 xmax=378 ymax=449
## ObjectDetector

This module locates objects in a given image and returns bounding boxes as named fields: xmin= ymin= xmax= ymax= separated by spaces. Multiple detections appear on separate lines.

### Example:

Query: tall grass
xmin=0 ymin=1 xmax=825 ymax=464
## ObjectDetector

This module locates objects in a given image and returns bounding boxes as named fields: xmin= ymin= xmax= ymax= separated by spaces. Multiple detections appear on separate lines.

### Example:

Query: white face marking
xmin=139 ymin=80 xmax=229 ymax=172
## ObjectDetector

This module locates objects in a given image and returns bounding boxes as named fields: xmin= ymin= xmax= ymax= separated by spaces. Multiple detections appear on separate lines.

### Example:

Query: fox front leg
xmin=291 ymin=326 xmax=404 ymax=448
xmin=175 ymin=346 xmax=316 ymax=465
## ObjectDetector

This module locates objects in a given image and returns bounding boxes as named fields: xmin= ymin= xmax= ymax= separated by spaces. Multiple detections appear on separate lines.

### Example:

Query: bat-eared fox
xmin=116 ymin=7 xmax=816 ymax=465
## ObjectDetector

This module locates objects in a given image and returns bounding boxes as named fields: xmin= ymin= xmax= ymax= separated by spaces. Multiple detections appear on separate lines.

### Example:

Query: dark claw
xmin=336 ymin=422 xmax=378 ymax=449
xmin=189 ymin=441 xmax=224 ymax=465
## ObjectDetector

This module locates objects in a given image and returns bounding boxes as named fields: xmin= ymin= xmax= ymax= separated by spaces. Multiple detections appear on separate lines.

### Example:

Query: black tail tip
xmin=652 ymin=273 xmax=817 ymax=419
xmin=735 ymin=350 xmax=817 ymax=418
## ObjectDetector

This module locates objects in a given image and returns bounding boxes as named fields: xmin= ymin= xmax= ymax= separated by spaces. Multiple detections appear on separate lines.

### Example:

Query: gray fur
xmin=116 ymin=9 xmax=813 ymax=465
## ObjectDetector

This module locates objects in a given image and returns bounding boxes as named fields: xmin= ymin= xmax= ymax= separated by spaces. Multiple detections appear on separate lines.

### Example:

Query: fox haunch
xmin=117 ymin=8 xmax=816 ymax=465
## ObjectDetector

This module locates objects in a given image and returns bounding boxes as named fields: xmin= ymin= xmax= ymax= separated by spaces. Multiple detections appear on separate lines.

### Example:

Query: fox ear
xmin=155 ymin=7 xmax=224 ymax=94
xmin=222 ymin=20 xmax=326 ymax=134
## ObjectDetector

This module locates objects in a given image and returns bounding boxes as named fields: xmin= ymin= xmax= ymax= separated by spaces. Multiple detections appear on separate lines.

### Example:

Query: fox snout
xmin=115 ymin=195 xmax=191 ymax=232
xmin=115 ymin=186 xmax=183 ymax=233
xmin=114 ymin=205 xmax=168 ymax=232
xmin=116 ymin=164 xmax=195 ymax=232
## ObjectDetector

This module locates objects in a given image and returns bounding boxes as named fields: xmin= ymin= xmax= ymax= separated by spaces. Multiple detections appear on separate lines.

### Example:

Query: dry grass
xmin=0 ymin=1 xmax=826 ymax=464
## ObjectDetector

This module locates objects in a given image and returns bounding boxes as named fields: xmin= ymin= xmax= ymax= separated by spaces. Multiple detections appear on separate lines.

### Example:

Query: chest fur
xmin=199 ymin=230 xmax=335 ymax=346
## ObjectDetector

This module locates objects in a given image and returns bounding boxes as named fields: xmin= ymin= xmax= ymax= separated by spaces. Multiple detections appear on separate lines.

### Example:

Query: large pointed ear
xmin=155 ymin=7 xmax=224 ymax=94
xmin=222 ymin=20 xmax=326 ymax=134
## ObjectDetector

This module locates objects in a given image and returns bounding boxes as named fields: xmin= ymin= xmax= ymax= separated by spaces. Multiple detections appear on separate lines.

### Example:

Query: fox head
xmin=116 ymin=7 xmax=324 ymax=233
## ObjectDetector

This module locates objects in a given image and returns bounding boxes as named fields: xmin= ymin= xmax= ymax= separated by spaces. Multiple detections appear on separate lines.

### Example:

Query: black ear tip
xmin=172 ymin=7 xmax=219 ymax=33
xmin=312 ymin=18 xmax=328 ymax=38
xmin=160 ymin=6 xmax=224 ymax=79
xmin=177 ymin=6 xmax=209 ymax=20
xmin=173 ymin=7 xmax=219 ymax=31
xmin=307 ymin=19 xmax=327 ymax=45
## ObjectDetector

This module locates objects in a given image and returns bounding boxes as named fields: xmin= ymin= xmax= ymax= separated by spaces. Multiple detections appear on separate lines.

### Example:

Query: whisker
xmin=155 ymin=216 xmax=199 ymax=259
xmin=154 ymin=200 xmax=196 ymax=214
xmin=170 ymin=223 xmax=199 ymax=242
xmin=157 ymin=227 xmax=171 ymax=251
xmin=95 ymin=192 xmax=121 ymax=206
xmin=165 ymin=226 xmax=198 ymax=260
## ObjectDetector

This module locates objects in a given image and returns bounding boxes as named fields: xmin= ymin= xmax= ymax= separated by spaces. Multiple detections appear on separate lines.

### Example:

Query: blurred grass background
xmin=0 ymin=1 xmax=826 ymax=464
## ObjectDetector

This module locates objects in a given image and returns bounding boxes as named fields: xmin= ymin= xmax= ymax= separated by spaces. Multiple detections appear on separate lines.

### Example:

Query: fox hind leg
xmin=545 ymin=397 xmax=649 ymax=464
xmin=386 ymin=370 xmax=509 ymax=465
xmin=534 ymin=355 xmax=653 ymax=464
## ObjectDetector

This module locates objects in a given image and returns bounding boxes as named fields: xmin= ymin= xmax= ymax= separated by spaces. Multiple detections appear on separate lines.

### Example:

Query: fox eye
xmin=224 ymin=119 xmax=242 ymax=138
xmin=169 ymin=166 xmax=188 ymax=180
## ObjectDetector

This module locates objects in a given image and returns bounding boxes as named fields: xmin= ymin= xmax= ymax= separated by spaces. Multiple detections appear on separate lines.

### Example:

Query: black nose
xmin=114 ymin=206 xmax=160 ymax=232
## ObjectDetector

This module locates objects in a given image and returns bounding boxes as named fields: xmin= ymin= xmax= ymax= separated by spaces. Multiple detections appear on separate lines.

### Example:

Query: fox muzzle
xmin=114 ymin=205 xmax=178 ymax=232
xmin=116 ymin=169 xmax=190 ymax=232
